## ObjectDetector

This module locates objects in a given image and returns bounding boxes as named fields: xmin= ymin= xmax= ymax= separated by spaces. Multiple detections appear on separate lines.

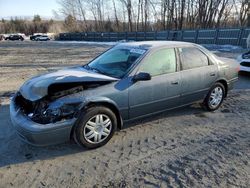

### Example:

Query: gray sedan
xmin=10 ymin=41 xmax=238 ymax=148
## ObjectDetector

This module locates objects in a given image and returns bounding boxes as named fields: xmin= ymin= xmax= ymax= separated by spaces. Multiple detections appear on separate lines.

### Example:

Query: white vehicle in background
xmin=237 ymin=51 xmax=250 ymax=72
xmin=35 ymin=35 xmax=51 ymax=41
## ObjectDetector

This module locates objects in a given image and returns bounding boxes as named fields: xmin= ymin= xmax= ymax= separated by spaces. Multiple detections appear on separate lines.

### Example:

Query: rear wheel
xmin=203 ymin=83 xmax=225 ymax=111
xmin=73 ymin=106 xmax=117 ymax=149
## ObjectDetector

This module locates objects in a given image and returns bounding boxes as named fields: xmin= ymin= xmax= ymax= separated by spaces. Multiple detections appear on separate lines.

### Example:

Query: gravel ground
xmin=0 ymin=41 xmax=249 ymax=188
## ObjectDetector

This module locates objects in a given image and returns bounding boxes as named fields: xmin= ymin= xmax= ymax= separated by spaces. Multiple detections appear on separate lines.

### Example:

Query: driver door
xmin=128 ymin=48 xmax=182 ymax=119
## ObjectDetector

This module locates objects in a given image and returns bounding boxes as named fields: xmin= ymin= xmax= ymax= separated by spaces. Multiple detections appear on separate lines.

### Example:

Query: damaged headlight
xmin=29 ymin=100 xmax=82 ymax=124
xmin=45 ymin=101 xmax=80 ymax=119
xmin=45 ymin=103 xmax=78 ymax=117
xmin=45 ymin=108 xmax=61 ymax=117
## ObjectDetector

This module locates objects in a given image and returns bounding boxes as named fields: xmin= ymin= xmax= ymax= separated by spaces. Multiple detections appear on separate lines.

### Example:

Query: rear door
xmin=178 ymin=47 xmax=218 ymax=104
xmin=128 ymin=48 xmax=182 ymax=119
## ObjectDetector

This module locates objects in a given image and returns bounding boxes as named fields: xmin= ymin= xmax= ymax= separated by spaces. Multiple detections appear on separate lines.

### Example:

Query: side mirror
xmin=132 ymin=72 xmax=151 ymax=82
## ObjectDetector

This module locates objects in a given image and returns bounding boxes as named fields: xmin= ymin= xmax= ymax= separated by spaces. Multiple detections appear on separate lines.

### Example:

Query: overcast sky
xmin=0 ymin=0 xmax=59 ymax=19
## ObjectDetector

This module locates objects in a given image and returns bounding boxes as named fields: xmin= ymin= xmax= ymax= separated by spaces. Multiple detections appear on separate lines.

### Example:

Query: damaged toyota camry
xmin=10 ymin=41 xmax=238 ymax=148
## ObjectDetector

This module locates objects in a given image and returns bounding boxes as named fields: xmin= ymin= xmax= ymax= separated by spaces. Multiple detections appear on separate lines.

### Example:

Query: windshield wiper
xmin=83 ymin=64 xmax=89 ymax=70
xmin=84 ymin=64 xmax=108 ymax=76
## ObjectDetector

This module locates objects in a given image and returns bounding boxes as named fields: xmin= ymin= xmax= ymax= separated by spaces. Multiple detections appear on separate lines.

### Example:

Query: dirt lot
xmin=0 ymin=41 xmax=249 ymax=188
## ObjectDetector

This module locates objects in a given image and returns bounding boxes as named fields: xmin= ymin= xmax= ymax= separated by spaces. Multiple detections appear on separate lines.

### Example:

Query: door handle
xmin=210 ymin=73 xmax=216 ymax=76
xmin=171 ymin=81 xmax=179 ymax=85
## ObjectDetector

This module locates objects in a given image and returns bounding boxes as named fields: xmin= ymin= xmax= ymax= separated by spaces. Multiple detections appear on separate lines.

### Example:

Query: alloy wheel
xmin=209 ymin=86 xmax=223 ymax=108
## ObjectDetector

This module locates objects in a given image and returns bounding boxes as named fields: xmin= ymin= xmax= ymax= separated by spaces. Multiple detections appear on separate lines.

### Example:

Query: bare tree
xmin=112 ymin=0 xmax=120 ymax=30
xmin=248 ymin=0 xmax=250 ymax=26
xmin=120 ymin=0 xmax=133 ymax=31
xmin=216 ymin=0 xmax=230 ymax=27
xmin=161 ymin=0 xmax=167 ymax=30
xmin=76 ymin=0 xmax=87 ymax=30
xmin=234 ymin=0 xmax=248 ymax=26
xmin=136 ymin=0 xmax=141 ymax=31
xmin=144 ymin=0 xmax=149 ymax=31
xmin=54 ymin=0 xmax=248 ymax=32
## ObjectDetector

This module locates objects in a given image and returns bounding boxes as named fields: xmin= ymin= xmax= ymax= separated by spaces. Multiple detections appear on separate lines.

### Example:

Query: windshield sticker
xmin=130 ymin=48 xmax=146 ymax=54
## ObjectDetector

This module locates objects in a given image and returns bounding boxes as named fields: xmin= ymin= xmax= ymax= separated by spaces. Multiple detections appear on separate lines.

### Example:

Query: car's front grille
xmin=240 ymin=62 xmax=250 ymax=67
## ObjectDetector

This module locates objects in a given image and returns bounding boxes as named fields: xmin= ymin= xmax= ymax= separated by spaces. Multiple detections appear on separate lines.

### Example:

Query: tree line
xmin=0 ymin=15 xmax=64 ymax=35
xmin=0 ymin=0 xmax=249 ymax=35
xmin=57 ymin=0 xmax=249 ymax=32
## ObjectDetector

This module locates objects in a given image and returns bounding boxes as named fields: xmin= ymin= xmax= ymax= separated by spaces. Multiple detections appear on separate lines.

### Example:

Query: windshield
xmin=86 ymin=46 xmax=147 ymax=78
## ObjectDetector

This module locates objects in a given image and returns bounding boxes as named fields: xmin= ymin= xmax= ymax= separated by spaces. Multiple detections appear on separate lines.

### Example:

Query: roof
xmin=118 ymin=40 xmax=196 ymax=49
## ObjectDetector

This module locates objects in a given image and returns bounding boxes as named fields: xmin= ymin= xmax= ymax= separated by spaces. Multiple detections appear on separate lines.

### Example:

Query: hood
xmin=20 ymin=66 xmax=118 ymax=101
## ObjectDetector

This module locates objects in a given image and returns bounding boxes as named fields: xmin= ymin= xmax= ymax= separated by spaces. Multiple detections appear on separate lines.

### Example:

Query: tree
xmin=64 ymin=14 xmax=78 ymax=32
xmin=120 ymin=0 xmax=133 ymax=31
xmin=248 ymin=0 xmax=250 ymax=26
xmin=54 ymin=0 xmax=248 ymax=32
xmin=144 ymin=0 xmax=148 ymax=31
xmin=33 ymin=15 xmax=42 ymax=22
xmin=112 ymin=0 xmax=120 ymax=30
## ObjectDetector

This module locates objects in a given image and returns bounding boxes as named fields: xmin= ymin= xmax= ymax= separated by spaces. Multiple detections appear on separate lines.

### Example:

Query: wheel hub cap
xmin=209 ymin=87 xmax=223 ymax=108
xmin=84 ymin=114 xmax=112 ymax=144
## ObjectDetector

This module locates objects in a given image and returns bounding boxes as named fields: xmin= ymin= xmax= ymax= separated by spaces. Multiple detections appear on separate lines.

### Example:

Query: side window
xmin=179 ymin=47 xmax=209 ymax=70
xmin=140 ymin=48 xmax=176 ymax=76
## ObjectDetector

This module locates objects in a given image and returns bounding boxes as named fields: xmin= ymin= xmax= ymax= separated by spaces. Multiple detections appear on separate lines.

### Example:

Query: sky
xmin=0 ymin=0 xmax=59 ymax=19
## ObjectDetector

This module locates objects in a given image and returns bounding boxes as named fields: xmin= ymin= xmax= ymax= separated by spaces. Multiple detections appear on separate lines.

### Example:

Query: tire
xmin=73 ymin=106 xmax=117 ymax=149
xmin=203 ymin=82 xmax=225 ymax=111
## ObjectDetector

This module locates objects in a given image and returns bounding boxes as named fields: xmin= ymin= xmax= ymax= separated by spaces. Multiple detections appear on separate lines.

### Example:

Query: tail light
xmin=236 ymin=65 xmax=240 ymax=72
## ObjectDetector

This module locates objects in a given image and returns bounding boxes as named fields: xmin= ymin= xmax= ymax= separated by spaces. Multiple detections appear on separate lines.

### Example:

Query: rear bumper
xmin=227 ymin=77 xmax=238 ymax=91
xmin=10 ymin=97 xmax=76 ymax=146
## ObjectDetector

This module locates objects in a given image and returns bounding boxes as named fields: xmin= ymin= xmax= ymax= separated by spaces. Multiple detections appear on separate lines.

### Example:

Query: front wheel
xmin=73 ymin=106 xmax=117 ymax=149
xmin=203 ymin=83 xmax=225 ymax=111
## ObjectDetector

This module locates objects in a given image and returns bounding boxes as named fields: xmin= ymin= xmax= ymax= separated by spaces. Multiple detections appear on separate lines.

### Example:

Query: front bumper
xmin=240 ymin=65 xmax=250 ymax=72
xmin=237 ymin=55 xmax=250 ymax=72
xmin=10 ymin=97 xmax=77 ymax=146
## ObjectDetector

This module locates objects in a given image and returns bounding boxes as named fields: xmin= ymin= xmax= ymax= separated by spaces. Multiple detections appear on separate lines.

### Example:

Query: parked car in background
xmin=35 ymin=35 xmax=50 ymax=41
xmin=30 ymin=34 xmax=42 ymax=40
xmin=10 ymin=41 xmax=239 ymax=149
xmin=237 ymin=51 xmax=250 ymax=72
xmin=5 ymin=34 xmax=24 ymax=41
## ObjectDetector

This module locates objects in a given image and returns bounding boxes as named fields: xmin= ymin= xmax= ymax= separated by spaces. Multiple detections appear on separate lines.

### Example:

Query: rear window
xmin=179 ymin=47 xmax=209 ymax=70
